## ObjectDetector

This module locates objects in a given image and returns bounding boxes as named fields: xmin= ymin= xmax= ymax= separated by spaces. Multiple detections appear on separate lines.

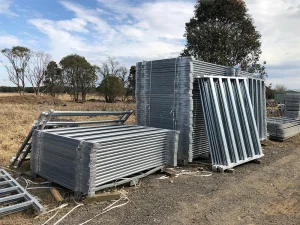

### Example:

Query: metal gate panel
xmin=198 ymin=77 xmax=263 ymax=171
xmin=0 ymin=169 xmax=43 ymax=217
xmin=248 ymin=78 xmax=267 ymax=140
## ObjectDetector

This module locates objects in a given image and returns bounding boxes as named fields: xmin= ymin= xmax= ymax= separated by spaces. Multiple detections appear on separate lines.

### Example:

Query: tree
xmin=266 ymin=83 xmax=275 ymax=99
xmin=1 ymin=46 xmax=31 ymax=95
xmin=98 ymin=76 xmax=125 ymax=103
xmin=247 ymin=60 xmax=267 ymax=76
xmin=127 ymin=66 xmax=136 ymax=101
xmin=98 ymin=57 xmax=127 ymax=80
xmin=60 ymin=54 xmax=97 ymax=102
xmin=182 ymin=0 xmax=266 ymax=75
xmin=26 ymin=51 xmax=51 ymax=95
xmin=44 ymin=61 xmax=63 ymax=97
xmin=274 ymin=84 xmax=287 ymax=93
xmin=97 ymin=57 xmax=128 ymax=101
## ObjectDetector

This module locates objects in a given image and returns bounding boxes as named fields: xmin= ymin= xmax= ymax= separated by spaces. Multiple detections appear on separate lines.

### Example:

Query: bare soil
xmin=1 ymin=135 xmax=299 ymax=225
xmin=61 ymin=136 xmax=300 ymax=225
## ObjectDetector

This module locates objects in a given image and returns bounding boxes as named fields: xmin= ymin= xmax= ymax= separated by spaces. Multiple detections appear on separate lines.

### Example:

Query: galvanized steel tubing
xmin=248 ymin=78 xmax=267 ymax=140
xmin=0 ymin=169 xmax=44 ymax=216
xmin=198 ymin=77 xmax=263 ymax=171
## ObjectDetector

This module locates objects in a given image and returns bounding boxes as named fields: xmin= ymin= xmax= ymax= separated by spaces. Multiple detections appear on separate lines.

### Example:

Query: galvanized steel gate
xmin=0 ymin=169 xmax=43 ymax=216
xmin=198 ymin=77 xmax=263 ymax=171
xmin=284 ymin=93 xmax=300 ymax=119
xmin=267 ymin=117 xmax=300 ymax=140
xmin=248 ymin=77 xmax=267 ymax=140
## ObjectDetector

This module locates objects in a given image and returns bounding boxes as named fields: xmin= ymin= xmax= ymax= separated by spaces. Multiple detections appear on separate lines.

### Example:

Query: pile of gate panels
xmin=136 ymin=56 xmax=265 ymax=171
xmin=0 ymin=169 xmax=43 ymax=216
xmin=284 ymin=93 xmax=300 ymax=119
xmin=136 ymin=58 xmax=194 ymax=162
xmin=31 ymin=124 xmax=178 ymax=196
xmin=267 ymin=117 xmax=300 ymax=141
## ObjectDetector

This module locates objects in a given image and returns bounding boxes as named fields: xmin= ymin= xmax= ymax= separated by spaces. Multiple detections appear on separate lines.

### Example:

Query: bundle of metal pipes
xmin=267 ymin=117 xmax=300 ymax=141
xmin=284 ymin=93 xmax=300 ymax=119
xmin=31 ymin=125 xmax=179 ymax=196
xmin=136 ymin=56 xmax=266 ymax=169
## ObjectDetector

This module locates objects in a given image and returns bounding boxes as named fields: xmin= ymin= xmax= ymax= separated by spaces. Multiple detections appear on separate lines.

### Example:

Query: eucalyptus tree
xmin=60 ymin=54 xmax=97 ymax=102
xmin=1 ymin=46 xmax=31 ymax=94
xmin=44 ymin=61 xmax=63 ymax=97
xmin=26 ymin=51 xmax=51 ymax=95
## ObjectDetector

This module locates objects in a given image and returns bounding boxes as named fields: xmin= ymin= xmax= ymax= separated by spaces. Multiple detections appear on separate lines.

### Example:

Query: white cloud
xmin=28 ymin=0 xmax=194 ymax=66
xmin=57 ymin=18 xmax=88 ymax=33
xmin=0 ymin=0 xmax=18 ymax=17
xmin=30 ymin=18 xmax=89 ymax=34
xmin=245 ymin=0 xmax=300 ymax=89
xmin=0 ymin=34 xmax=19 ymax=48
xmin=246 ymin=0 xmax=300 ymax=89
xmin=247 ymin=0 xmax=300 ymax=64
xmin=60 ymin=1 xmax=113 ymax=35
xmin=24 ymin=0 xmax=300 ymax=89
xmin=28 ymin=18 xmax=90 ymax=61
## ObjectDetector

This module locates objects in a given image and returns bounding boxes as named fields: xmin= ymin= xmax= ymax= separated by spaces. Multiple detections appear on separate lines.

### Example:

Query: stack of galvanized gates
xmin=284 ymin=93 xmax=300 ymax=119
xmin=267 ymin=117 xmax=300 ymax=141
xmin=136 ymin=58 xmax=193 ymax=162
xmin=31 ymin=125 xmax=178 ymax=196
xmin=136 ymin=56 xmax=266 ymax=171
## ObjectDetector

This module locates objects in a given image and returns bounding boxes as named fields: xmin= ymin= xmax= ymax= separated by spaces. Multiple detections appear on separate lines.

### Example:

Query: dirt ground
xmin=1 ymin=94 xmax=300 ymax=225
xmin=2 ymin=135 xmax=300 ymax=225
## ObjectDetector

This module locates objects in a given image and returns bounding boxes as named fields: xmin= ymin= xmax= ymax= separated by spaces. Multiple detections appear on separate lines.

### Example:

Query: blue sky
xmin=0 ymin=0 xmax=300 ymax=89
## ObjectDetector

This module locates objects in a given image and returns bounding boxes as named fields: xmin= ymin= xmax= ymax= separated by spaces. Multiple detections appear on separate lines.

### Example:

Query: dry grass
xmin=0 ymin=93 xmax=135 ymax=225
xmin=0 ymin=93 xmax=135 ymax=167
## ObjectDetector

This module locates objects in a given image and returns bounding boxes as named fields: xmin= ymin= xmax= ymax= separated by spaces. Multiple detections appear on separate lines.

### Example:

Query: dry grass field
xmin=0 ymin=93 xmax=135 ymax=167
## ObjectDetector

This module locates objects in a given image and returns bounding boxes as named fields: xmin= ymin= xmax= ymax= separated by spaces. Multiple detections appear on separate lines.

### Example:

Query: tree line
xmin=1 ymin=47 xmax=136 ymax=102
xmin=2 ymin=0 xmax=270 ymax=102
xmin=266 ymin=84 xmax=288 ymax=100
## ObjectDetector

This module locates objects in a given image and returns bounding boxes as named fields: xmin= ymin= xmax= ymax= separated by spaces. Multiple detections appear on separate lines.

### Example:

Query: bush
xmin=98 ymin=76 xmax=125 ymax=103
